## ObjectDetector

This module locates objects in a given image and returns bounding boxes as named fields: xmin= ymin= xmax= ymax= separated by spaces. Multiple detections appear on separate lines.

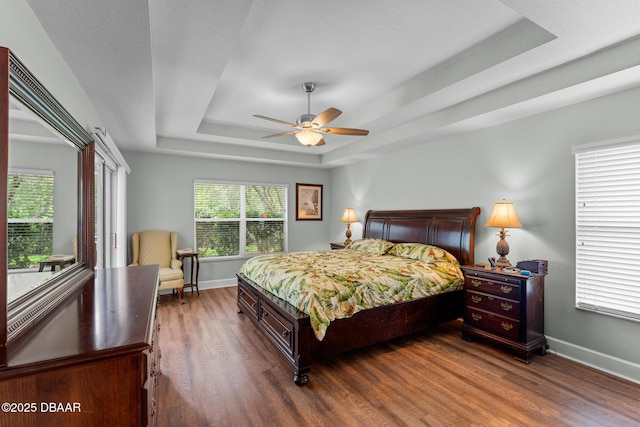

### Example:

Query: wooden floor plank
xmin=157 ymin=287 xmax=640 ymax=426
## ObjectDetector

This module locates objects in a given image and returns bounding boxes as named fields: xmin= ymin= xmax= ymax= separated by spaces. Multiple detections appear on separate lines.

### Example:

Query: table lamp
xmin=485 ymin=198 xmax=522 ymax=268
xmin=341 ymin=207 xmax=358 ymax=245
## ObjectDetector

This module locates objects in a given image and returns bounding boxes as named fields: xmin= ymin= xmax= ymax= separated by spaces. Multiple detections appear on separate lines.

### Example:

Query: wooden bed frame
xmin=237 ymin=207 xmax=481 ymax=385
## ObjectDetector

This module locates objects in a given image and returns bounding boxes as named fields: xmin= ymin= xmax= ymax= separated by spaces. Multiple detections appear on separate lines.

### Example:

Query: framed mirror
xmin=0 ymin=47 xmax=95 ymax=363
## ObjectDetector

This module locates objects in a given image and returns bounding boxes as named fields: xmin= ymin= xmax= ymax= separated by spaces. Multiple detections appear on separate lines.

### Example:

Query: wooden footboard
xmin=237 ymin=273 xmax=312 ymax=385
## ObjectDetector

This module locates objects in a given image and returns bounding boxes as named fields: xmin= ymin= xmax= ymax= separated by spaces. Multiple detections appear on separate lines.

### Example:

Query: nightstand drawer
xmin=465 ymin=276 xmax=521 ymax=299
xmin=466 ymin=307 xmax=520 ymax=340
xmin=465 ymin=290 xmax=520 ymax=318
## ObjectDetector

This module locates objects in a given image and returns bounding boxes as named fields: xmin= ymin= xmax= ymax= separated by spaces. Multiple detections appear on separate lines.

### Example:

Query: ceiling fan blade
xmin=262 ymin=130 xmax=300 ymax=138
xmin=312 ymin=108 xmax=342 ymax=127
xmin=253 ymin=114 xmax=297 ymax=127
xmin=320 ymin=127 xmax=369 ymax=136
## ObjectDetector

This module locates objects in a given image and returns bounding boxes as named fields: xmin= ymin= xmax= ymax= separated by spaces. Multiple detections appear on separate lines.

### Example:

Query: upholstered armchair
xmin=130 ymin=230 xmax=184 ymax=302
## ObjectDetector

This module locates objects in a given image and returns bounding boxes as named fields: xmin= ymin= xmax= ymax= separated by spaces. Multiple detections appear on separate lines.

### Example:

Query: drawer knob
xmin=501 ymin=322 xmax=514 ymax=331
xmin=500 ymin=285 xmax=513 ymax=294
xmin=501 ymin=302 xmax=513 ymax=312
xmin=471 ymin=279 xmax=482 ymax=287
xmin=471 ymin=312 xmax=482 ymax=321
xmin=282 ymin=330 xmax=289 ymax=338
xmin=471 ymin=295 xmax=482 ymax=304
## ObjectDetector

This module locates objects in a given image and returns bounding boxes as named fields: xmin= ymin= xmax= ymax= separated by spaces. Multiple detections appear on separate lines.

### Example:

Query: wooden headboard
xmin=362 ymin=207 xmax=481 ymax=266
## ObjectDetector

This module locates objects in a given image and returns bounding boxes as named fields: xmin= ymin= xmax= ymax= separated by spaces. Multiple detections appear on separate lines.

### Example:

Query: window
xmin=7 ymin=170 xmax=54 ymax=270
xmin=194 ymin=180 xmax=287 ymax=259
xmin=574 ymin=139 xmax=640 ymax=321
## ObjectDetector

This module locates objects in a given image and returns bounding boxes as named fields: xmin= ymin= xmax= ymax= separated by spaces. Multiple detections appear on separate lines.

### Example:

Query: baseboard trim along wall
xmin=547 ymin=336 xmax=640 ymax=385
xmin=158 ymin=278 xmax=235 ymax=297
xmin=198 ymin=278 xmax=236 ymax=290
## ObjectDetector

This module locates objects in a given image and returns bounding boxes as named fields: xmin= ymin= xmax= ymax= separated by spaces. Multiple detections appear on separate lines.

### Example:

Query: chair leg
xmin=179 ymin=288 xmax=184 ymax=304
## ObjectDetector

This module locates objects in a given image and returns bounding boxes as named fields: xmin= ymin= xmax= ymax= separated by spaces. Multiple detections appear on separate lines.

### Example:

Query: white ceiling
xmin=24 ymin=0 xmax=640 ymax=168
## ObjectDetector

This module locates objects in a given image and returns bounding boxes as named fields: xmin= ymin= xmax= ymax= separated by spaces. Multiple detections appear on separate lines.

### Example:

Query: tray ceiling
xmin=24 ymin=0 xmax=640 ymax=167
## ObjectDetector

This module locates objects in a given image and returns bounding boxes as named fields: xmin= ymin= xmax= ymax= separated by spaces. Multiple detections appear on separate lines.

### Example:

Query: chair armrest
xmin=171 ymin=259 xmax=182 ymax=270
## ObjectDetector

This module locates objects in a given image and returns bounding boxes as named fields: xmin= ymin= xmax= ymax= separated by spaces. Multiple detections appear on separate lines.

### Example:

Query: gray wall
xmin=124 ymin=151 xmax=330 ymax=281
xmin=330 ymin=85 xmax=640 ymax=383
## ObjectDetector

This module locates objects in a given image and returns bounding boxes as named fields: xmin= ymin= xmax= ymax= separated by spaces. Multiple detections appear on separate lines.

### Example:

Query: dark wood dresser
xmin=0 ymin=265 xmax=160 ymax=427
xmin=461 ymin=265 xmax=547 ymax=363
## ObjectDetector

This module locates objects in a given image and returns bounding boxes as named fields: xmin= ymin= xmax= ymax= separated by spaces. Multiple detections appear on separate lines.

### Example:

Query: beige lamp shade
xmin=485 ymin=199 xmax=522 ymax=229
xmin=341 ymin=207 xmax=358 ymax=245
xmin=341 ymin=207 xmax=358 ymax=223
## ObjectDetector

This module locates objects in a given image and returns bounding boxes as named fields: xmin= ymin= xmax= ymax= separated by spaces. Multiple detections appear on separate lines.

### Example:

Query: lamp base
xmin=494 ymin=228 xmax=512 ymax=268
xmin=494 ymin=256 xmax=512 ymax=268
xmin=344 ymin=223 xmax=352 ymax=246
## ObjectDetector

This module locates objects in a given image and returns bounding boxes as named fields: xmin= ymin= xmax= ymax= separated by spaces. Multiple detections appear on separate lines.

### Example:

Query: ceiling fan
xmin=254 ymin=82 xmax=369 ymax=147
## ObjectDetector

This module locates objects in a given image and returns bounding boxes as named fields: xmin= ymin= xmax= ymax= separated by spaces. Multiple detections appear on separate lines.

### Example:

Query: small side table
xmin=39 ymin=255 xmax=75 ymax=272
xmin=177 ymin=250 xmax=200 ymax=295
xmin=330 ymin=242 xmax=346 ymax=250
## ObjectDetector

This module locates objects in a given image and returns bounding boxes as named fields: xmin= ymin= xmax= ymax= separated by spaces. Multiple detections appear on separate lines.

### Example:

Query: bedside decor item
xmin=485 ymin=198 xmax=522 ymax=268
xmin=296 ymin=183 xmax=323 ymax=220
xmin=340 ymin=206 xmax=358 ymax=245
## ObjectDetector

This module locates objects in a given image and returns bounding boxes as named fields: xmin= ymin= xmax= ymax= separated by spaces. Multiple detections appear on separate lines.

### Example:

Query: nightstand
xmin=460 ymin=265 xmax=547 ymax=363
xmin=330 ymin=242 xmax=346 ymax=250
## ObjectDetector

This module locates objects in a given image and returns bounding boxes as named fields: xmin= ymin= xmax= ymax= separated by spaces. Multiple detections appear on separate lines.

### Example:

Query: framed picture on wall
xmin=296 ymin=183 xmax=323 ymax=220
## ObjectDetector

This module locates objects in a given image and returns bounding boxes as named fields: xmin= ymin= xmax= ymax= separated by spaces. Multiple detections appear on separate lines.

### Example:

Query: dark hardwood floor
xmin=157 ymin=287 xmax=640 ymax=426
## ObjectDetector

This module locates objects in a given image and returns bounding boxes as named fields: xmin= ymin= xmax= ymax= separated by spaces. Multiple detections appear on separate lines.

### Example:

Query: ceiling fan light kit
xmin=254 ymin=81 xmax=369 ymax=147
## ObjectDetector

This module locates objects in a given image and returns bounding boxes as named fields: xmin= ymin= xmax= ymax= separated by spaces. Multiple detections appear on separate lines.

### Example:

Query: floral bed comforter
xmin=239 ymin=240 xmax=464 ymax=340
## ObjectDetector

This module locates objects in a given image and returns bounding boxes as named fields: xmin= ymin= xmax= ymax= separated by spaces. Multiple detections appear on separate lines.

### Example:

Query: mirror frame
xmin=0 ymin=47 xmax=95 ymax=364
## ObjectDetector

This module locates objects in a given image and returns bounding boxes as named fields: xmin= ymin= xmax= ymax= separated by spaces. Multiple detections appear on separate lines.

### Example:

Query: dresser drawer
xmin=238 ymin=286 xmax=259 ymax=320
xmin=465 ymin=290 xmax=520 ymax=319
xmin=466 ymin=307 xmax=520 ymax=340
xmin=465 ymin=275 xmax=521 ymax=299
xmin=260 ymin=302 xmax=295 ymax=356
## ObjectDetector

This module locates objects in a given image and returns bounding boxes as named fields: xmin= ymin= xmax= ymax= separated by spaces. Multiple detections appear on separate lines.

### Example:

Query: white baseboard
xmin=158 ymin=278 xmax=235 ymax=297
xmin=546 ymin=336 xmax=640 ymax=385
xmin=197 ymin=278 xmax=236 ymax=290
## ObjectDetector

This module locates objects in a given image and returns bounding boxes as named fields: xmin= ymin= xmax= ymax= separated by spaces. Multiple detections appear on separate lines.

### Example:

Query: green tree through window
xmin=7 ymin=171 xmax=54 ymax=269
xmin=194 ymin=181 xmax=287 ymax=258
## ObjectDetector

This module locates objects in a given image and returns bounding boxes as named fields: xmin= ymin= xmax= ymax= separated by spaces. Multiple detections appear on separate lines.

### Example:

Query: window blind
xmin=7 ymin=170 xmax=54 ymax=270
xmin=575 ymin=142 xmax=640 ymax=321
xmin=194 ymin=180 xmax=287 ymax=259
